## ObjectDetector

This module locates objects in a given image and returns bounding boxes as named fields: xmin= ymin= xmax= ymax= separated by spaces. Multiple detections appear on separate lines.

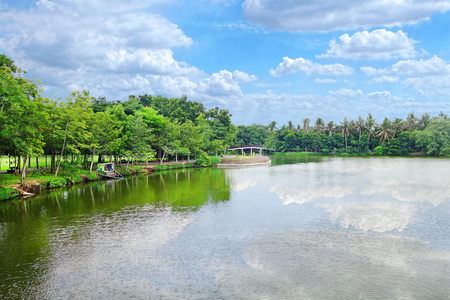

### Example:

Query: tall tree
xmin=302 ymin=118 xmax=310 ymax=134
xmin=405 ymin=112 xmax=418 ymax=131
xmin=376 ymin=117 xmax=393 ymax=144
xmin=354 ymin=116 xmax=365 ymax=140
xmin=0 ymin=54 xmax=49 ymax=181
xmin=340 ymin=117 xmax=350 ymax=151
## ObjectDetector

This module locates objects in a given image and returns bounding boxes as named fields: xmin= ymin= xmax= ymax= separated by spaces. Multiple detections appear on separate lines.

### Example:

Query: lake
xmin=1 ymin=155 xmax=450 ymax=299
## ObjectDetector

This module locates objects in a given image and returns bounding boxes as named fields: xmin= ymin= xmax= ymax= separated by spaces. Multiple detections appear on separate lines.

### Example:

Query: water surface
xmin=1 ymin=156 xmax=450 ymax=299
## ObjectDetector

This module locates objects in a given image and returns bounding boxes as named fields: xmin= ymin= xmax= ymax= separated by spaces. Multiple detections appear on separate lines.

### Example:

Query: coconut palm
xmin=268 ymin=121 xmax=277 ymax=132
xmin=365 ymin=114 xmax=376 ymax=141
xmin=326 ymin=121 xmax=335 ymax=137
xmin=287 ymin=120 xmax=294 ymax=131
xmin=302 ymin=118 xmax=310 ymax=134
xmin=438 ymin=110 xmax=448 ymax=120
xmin=391 ymin=118 xmax=404 ymax=139
xmin=418 ymin=113 xmax=431 ymax=130
xmin=405 ymin=112 xmax=418 ymax=131
xmin=315 ymin=117 xmax=325 ymax=133
xmin=376 ymin=117 xmax=393 ymax=144
xmin=340 ymin=117 xmax=350 ymax=151
xmin=354 ymin=116 xmax=365 ymax=140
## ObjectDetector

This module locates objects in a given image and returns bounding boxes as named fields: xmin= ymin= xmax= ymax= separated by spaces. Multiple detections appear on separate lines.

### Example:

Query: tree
xmin=416 ymin=119 xmax=450 ymax=155
xmin=405 ymin=112 xmax=418 ymax=131
xmin=354 ymin=116 xmax=365 ymax=140
xmin=315 ymin=117 xmax=325 ymax=133
xmin=302 ymin=118 xmax=310 ymax=134
xmin=326 ymin=121 xmax=335 ymax=137
xmin=340 ymin=117 xmax=350 ymax=151
xmin=376 ymin=117 xmax=393 ymax=144
xmin=0 ymin=54 xmax=49 ymax=181
xmin=391 ymin=118 xmax=404 ymax=139
xmin=54 ymin=91 xmax=94 ymax=178
xmin=268 ymin=121 xmax=277 ymax=132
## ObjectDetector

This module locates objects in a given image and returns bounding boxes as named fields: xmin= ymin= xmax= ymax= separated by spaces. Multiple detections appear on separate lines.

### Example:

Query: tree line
xmin=0 ymin=54 xmax=237 ymax=182
xmin=235 ymin=113 xmax=450 ymax=156
xmin=2 ymin=53 xmax=450 ymax=183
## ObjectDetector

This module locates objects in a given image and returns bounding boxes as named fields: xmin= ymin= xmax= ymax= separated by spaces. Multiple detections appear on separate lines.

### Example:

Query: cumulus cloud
xmin=242 ymin=0 xmax=450 ymax=32
xmin=318 ymin=30 xmax=417 ymax=60
xmin=328 ymin=88 xmax=363 ymax=97
xmin=318 ymin=202 xmax=416 ymax=232
xmin=373 ymin=76 xmax=400 ymax=83
xmin=315 ymin=78 xmax=338 ymax=84
xmin=270 ymin=186 xmax=353 ymax=205
xmin=270 ymin=57 xmax=353 ymax=76
xmin=0 ymin=0 xmax=259 ymax=102
xmin=361 ymin=56 xmax=450 ymax=96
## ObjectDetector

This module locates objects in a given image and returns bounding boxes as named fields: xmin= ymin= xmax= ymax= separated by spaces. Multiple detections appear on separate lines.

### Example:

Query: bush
xmin=210 ymin=156 xmax=221 ymax=165
xmin=195 ymin=151 xmax=211 ymax=167
xmin=86 ymin=173 xmax=99 ymax=181
xmin=0 ymin=187 xmax=19 ymax=201
xmin=47 ymin=177 xmax=67 ymax=188
xmin=374 ymin=146 xmax=385 ymax=156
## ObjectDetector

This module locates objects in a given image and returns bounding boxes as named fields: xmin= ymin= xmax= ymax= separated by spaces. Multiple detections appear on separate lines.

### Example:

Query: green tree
xmin=340 ymin=117 xmax=350 ymax=151
xmin=0 ymin=54 xmax=49 ymax=181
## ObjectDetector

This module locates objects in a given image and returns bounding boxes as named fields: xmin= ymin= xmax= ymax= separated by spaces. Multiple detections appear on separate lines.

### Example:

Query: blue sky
xmin=1 ymin=0 xmax=450 ymax=125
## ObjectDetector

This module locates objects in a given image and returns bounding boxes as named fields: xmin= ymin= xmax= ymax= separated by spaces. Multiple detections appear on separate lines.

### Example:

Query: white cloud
xmin=0 ymin=0 xmax=259 ymax=102
xmin=270 ymin=186 xmax=353 ymax=205
xmin=373 ymin=76 xmax=400 ymax=83
xmin=318 ymin=30 xmax=417 ymax=60
xmin=315 ymin=78 xmax=338 ymax=84
xmin=360 ymin=66 xmax=389 ymax=76
xmin=391 ymin=55 xmax=450 ymax=75
xmin=318 ymin=202 xmax=416 ymax=233
xmin=328 ymin=88 xmax=363 ymax=97
xmin=403 ymin=75 xmax=450 ymax=96
xmin=270 ymin=57 xmax=353 ymax=76
xmin=242 ymin=0 xmax=450 ymax=32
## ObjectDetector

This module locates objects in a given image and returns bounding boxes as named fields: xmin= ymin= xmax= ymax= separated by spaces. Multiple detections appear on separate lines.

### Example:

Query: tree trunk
xmin=175 ymin=153 xmax=178 ymax=163
xmin=21 ymin=155 xmax=28 ymax=182
xmin=51 ymin=148 xmax=56 ymax=172
xmin=188 ymin=153 xmax=190 ymax=162
xmin=18 ymin=155 xmax=21 ymax=173
xmin=98 ymin=153 xmax=102 ymax=163
xmin=126 ymin=156 xmax=130 ymax=171
xmin=36 ymin=156 xmax=39 ymax=170
xmin=55 ymin=122 xmax=69 ymax=178
xmin=89 ymin=148 xmax=96 ymax=174
xmin=28 ymin=156 xmax=31 ymax=168
xmin=159 ymin=151 xmax=166 ymax=165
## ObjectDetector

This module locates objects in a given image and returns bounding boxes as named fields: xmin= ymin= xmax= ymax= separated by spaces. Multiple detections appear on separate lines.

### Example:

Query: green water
xmin=1 ymin=156 xmax=450 ymax=299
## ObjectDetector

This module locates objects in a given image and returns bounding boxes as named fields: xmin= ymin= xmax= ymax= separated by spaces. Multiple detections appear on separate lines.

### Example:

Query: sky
xmin=1 ymin=0 xmax=450 ymax=125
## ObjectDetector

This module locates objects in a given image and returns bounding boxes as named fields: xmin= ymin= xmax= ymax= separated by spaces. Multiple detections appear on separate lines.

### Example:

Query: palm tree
xmin=438 ymin=110 xmax=448 ymax=120
xmin=268 ymin=121 xmax=277 ymax=132
xmin=405 ymin=112 xmax=418 ymax=131
xmin=376 ymin=117 xmax=393 ymax=144
xmin=302 ymin=118 xmax=310 ymax=134
xmin=354 ymin=116 xmax=365 ymax=140
xmin=326 ymin=121 xmax=335 ymax=137
xmin=315 ymin=117 xmax=325 ymax=133
xmin=287 ymin=120 xmax=294 ymax=131
xmin=365 ymin=114 xmax=376 ymax=141
xmin=391 ymin=118 xmax=404 ymax=139
xmin=340 ymin=117 xmax=350 ymax=151
xmin=418 ymin=113 xmax=431 ymax=130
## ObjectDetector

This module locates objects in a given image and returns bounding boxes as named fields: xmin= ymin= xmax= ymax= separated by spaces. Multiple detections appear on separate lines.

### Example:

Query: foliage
xmin=195 ymin=151 xmax=212 ymax=167
xmin=210 ymin=156 xmax=222 ymax=165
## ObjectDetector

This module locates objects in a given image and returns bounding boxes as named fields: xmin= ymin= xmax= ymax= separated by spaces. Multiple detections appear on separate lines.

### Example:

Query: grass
xmin=220 ymin=155 xmax=270 ymax=164
xmin=0 ymin=155 xmax=114 ymax=172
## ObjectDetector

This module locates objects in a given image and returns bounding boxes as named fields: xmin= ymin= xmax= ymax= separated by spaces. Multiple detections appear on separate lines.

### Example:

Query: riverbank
xmin=0 ymin=161 xmax=199 ymax=202
xmin=218 ymin=155 xmax=271 ymax=167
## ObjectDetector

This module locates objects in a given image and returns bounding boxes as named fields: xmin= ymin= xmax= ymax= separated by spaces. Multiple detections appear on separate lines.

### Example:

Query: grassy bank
xmin=220 ymin=155 xmax=270 ymax=164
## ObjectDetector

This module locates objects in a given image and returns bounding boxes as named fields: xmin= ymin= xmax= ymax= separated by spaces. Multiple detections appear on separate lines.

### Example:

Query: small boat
xmin=97 ymin=163 xmax=124 ymax=179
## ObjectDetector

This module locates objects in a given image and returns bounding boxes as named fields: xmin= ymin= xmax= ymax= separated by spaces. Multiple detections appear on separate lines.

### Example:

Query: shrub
xmin=374 ymin=146 xmax=385 ymax=156
xmin=210 ymin=156 xmax=221 ymax=165
xmin=0 ymin=187 xmax=19 ymax=201
xmin=47 ymin=178 xmax=67 ymax=188
xmin=195 ymin=151 xmax=211 ymax=167
xmin=86 ymin=173 xmax=99 ymax=181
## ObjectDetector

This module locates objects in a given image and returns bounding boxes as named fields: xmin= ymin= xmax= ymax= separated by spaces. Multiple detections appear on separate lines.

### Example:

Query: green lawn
xmin=0 ymin=155 xmax=112 ymax=172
